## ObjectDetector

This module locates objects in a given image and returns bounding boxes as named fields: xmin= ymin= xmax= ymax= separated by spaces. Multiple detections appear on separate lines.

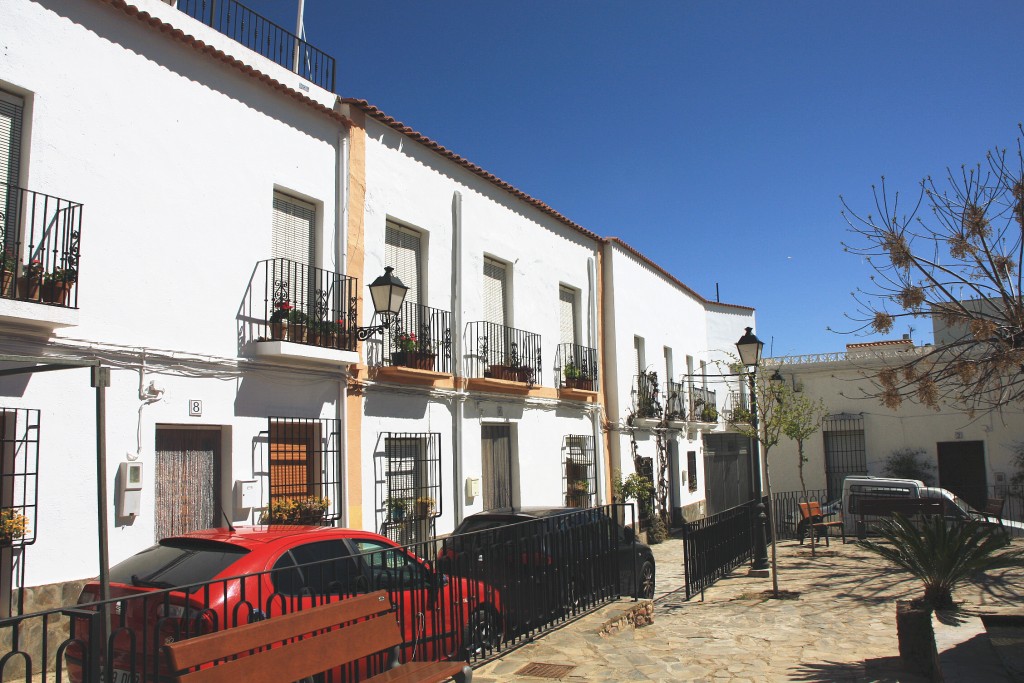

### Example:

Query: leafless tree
xmin=840 ymin=129 xmax=1024 ymax=415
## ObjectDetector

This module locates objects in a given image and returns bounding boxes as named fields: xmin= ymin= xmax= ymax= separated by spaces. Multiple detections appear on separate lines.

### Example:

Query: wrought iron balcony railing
xmin=244 ymin=258 xmax=358 ymax=351
xmin=725 ymin=391 xmax=752 ymax=423
xmin=555 ymin=342 xmax=598 ymax=391
xmin=174 ymin=0 xmax=336 ymax=91
xmin=465 ymin=321 xmax=542 ymax=385
xmin=1 ymin=183 xmax=82 ymax=309
xmin=379 ymin=301 xmax=452 ymax=373
xmin=691 ymin=386 xmax=718 ymax=422
xmin=664 ymin=380 xmax=687 ymax=421
xmin=632 ymin=371 xmax=662 ymax=419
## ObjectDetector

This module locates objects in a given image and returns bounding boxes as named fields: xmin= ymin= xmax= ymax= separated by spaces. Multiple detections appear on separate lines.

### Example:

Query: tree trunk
xmin=797 ymin=440 xmax=808 ymax=502
xmin=765 ymin=450 xmax=780 ymax=597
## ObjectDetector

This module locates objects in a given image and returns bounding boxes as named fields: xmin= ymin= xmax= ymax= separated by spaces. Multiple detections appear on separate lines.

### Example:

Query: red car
xmin=67 ymin=526 xmax=503 ymax=682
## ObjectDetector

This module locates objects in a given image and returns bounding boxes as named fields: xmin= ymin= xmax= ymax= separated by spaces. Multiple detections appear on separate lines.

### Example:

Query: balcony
xmin=556 ymin=343 xmax=598 ymax=399
xmin=0 ymin=184 xmax=82 ymax=328
xmin=724 ymin=391 xmax=752 ymax=424
xmin=631 ymin=371 xmax=663 ymax=422
xmin=464 ymin=321 xmax=542 ymax=393
xmin=241 ymin=258 xmax=359 ymax=366
xmin=370 ymin=301 xmax=452 ymax=385
xmin=173 ymin=0 xmax=336 ymax=91
xmin=691 ymin=386 xmax=718 ymax=423
xmin=664 ymin=380 xmax=687 ymax=422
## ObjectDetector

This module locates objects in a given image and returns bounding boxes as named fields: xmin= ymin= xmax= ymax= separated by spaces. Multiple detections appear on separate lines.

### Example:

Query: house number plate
xmin=189 ymin=400 xmax=202 ymax=417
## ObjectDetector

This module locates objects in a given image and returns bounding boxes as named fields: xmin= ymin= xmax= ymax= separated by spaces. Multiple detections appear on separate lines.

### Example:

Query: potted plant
xmin=269 ymin=300 xmax=293 ymax=341
xmin=19 ymin=259 xmax=44 ymax=301
xmin=385 ymin=497 xmax=409 ymax=522
xmin=259 ymin=495 xmax=330 ymax=525
xmin=391 ymin=332 xmax=436 ymax=370
xmin=563 ymin=361 xmax=594 ymax=390
xmin=414 ymin=496 xmax=436 ymax=518
xmin=730 ymin=406 xmax=752 ymax=424
xmin=700 ymin=404 xmax=718 ymax=423
xmin=42 ymin=267 xmax=77 ymax=305
xmin=309 ymin=319 xmax=338 ymax=348
xmin=0 ymin=253 xmax=16 ymax=298
xmin=566 ymin=480 xmax=590 ymax=507
xmin=0 ymin=509 xmax=29 ymax=545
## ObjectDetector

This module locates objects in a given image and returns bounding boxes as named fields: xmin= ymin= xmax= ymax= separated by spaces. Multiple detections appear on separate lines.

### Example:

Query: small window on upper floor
xmin=483 ymin=257 xmax=509 ymax=327
xmin=558 ymin=285 xmax=579 ymax=346
xmin=385 ymin=222 xmax=422 ymax=308
xmin=1 ymin=89 xmax=25 ymax=257
xmin=272 ymin=192 xmax=316 ymax=267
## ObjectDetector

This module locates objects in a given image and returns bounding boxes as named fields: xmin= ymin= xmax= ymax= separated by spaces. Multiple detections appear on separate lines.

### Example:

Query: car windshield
xmin=109 ymin=539 xmax=249 ymax=588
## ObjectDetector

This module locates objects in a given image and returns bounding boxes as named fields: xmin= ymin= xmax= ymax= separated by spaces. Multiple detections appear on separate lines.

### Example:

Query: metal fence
xmin=0 ymin=506 xmax=636 ymax=682
xmin=1 ymin=183 xmax=83 ymax=309
xmin=174 ymin=0 xmax=336 ymax=91
xmin=681 ymin=500 xmax=756 ymax=599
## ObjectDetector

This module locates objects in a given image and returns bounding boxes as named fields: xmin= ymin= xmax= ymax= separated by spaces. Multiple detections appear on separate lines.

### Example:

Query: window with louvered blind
xmin=634 ymin=336 xmax=645 ymax=378
xmin=483 ymin=257 xmax=508 ymax=326
xmin=559 ymin=286 xmax=578 ymax=345
xmin=272 ymin=193 xmax=316 ymax=266
xmin=0 ymin=90 xmax=22 ymax=189
xmin=385 ymin=222 xmax=422 ymax=307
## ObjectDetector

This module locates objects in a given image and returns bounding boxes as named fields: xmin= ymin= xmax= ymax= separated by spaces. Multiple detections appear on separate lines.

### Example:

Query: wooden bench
xmin=855 ymin=497 xmax=946 ymax=540
xmin=980 ymin=497 xmax=1006 ymax=529
xmin=797 ymin=501 xmax=845 ymax=548
xmin=162 ymin=590 xmax=472 ymax=683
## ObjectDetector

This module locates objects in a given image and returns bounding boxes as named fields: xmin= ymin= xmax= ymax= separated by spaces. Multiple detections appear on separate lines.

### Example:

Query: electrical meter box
xmin=119 ymin=461 xmax=143 ymax=517
xmin=465 ymin=477 xmax=481 ymax=499
xmin=235 ymin=480 xmax=259 ymax=509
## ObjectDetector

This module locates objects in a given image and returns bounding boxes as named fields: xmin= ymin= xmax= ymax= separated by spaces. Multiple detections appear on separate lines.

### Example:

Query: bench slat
xmin=365 ymin=661 xmax=471 ymax=683
xmin=170 ymin=614 xmax=400 ymax=683
xmin=165 ymin=590 xmax=394 ymax=672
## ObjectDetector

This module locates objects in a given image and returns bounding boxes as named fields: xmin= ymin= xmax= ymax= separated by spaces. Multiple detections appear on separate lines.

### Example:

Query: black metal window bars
xmin=664 ymin=380 xmax=687 ymax=421
xmin=374 ymin=432 xmax=442 ymax=545
xmin=1 ymin=183 xmax=82 ymax=309
xmin=690 ymin=385 xmax=718 ymax=423
xmin=261 ymin=417 xmax=341 ymax=525
xmin=555 ymin=343 xmax=598 ymax=391
xmin=563 ymin=435 xmax=597 ymax=508
xmin=465 ymin=321 xmax=543 ymax=386
xmin=173 ymin=0 xmax=336 ymax=91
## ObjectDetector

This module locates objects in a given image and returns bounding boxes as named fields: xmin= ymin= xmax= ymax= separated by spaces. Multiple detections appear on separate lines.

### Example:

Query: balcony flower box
xmin=391 ymin=351 xmax=437 ymax=370
xmin=564 ymin=377 xmax=595 ymax=391
xmin=486 ymin=365 xmax=533 ymax=383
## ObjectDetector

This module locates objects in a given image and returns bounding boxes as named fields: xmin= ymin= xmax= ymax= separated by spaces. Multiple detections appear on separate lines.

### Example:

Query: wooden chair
xmin=979 ymin=497 xmax=1006 ymax=529
xmin=798 ymin=501 xmax=845 ymax=547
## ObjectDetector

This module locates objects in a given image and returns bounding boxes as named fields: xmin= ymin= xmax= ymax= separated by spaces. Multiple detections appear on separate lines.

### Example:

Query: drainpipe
xmin=337 ymin=129 xmax=350 ymax=527
xmin=586 ymin=257 xmax=605 ymax=503
xmin=451 ymin=191 xmax=464 ymax=524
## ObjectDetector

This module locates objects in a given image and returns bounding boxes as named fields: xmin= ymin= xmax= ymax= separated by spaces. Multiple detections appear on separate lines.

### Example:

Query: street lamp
xmin=356 ymin=266 xmax=408 ymax=341
xmin=735 ymin=326 xmax=770 ymax=573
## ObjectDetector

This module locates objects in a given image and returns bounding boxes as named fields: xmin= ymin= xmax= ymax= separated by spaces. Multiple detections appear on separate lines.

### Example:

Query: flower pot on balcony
xmin=391 ymin=351 xmax=437 ymax=370
xmin=565 ymin=378 xmax=594 ymax=391
xmin=18 ymin=275 xmax=42 ymax=302
xmin=1 ymin=271 xmax=13 ymax=298
xmin=270 ymin=320 xmax=288 ymax=341
xmin=487 ymin=365 xmax=532 ymax=382
xmin=41 ymin=280 xmax=71 ymax=305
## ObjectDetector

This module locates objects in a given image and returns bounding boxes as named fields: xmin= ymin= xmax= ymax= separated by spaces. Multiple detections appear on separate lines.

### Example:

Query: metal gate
xmin=822 ymin=414 xmax=866 ymax=501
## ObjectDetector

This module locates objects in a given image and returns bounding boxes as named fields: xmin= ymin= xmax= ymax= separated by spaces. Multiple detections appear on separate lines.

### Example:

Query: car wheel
xmin=463 ymin=606 xmax=502 ymax=659
xmin=636 ymin=561 xmax=655 ymax=599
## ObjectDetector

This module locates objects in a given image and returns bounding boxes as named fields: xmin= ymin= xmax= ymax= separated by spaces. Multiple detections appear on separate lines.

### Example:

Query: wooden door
xmin=937 ymin=441 xmax=987 ymax=510
xmin=481 ymin=425 xmax=513 ymax=510
xmin=155 ymin=429 xmax=221 ymax=540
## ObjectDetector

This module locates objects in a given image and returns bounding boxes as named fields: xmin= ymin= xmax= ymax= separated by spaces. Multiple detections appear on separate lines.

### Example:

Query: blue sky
xmin=245 ymin=0 xmax=1024 ymax=357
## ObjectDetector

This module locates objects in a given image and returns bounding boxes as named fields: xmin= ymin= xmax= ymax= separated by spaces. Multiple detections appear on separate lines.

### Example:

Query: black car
xmin=439 ymin=506 xmax=655 ymax=635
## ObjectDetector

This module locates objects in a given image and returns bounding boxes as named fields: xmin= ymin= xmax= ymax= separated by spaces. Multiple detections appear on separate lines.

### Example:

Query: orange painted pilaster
xmin=345 ymin=109 xmax=367 ymax=529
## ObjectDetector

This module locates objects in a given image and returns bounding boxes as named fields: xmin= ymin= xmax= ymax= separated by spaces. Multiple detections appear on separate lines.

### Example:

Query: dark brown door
xmin=936 ymin=441 xmax=987 ymax=510
xmin=481 ymin=425 xmax=513 ymax=510
xmin=155 ymin=429 xmax=221 ymax=540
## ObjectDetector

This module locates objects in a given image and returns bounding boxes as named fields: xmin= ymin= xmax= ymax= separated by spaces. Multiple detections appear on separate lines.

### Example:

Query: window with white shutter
xmin=272 ymin=193 xmax=316 ymax=266
xmin=559 ymin=286 xmax=578 ymax=345
xmin=385 ymin=222 xmax=422 ymax=307
xmin=482 ymin=258 xmax=508 ymax=327
xmin=634 ymin=336 xmax=645 ymax=378
xmin=1 ymin=90 xmax=24 ymax=255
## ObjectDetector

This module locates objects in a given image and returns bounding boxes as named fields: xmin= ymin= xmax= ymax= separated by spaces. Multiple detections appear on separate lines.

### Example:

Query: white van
xmin=839 ymin=476 xmax=982 ymax=535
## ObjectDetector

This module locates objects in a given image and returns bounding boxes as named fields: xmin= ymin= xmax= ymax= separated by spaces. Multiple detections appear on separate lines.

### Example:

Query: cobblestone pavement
xmin=473 ymin=535 xmax=1024 ymax=682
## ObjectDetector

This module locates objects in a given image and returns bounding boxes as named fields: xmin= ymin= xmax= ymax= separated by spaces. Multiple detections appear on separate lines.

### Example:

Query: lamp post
xmin=736 ymin=326 xmax=770 ymax=572
xmin=355 ymin=266 xmax=408 ymax=341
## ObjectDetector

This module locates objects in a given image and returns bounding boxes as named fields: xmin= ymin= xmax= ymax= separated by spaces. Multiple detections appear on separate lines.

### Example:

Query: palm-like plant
xmin=860 ymin=513 xmax=1024 ymax=609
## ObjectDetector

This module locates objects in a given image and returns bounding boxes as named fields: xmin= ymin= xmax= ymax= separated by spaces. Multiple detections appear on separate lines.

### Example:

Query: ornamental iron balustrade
xmin=690 ymin=385 xmax=717 ymax=422
xmin=464 ymin=321 xmax=543 ymax=386
xmin=555 ymin=343 xmax=598 ymax=391
xmin=0 ymin=183 xmax=82 ymax=309
xmin=174 ymin=0 xmax=336 ymax=91
xmin=243 ymin=258 xmax=359 ymax=352
xmin=378 ymin=302 xmax=452 ymax=373
xmin=664 ymin=380 xmax=687 ymax=421
xmin=632 ymin=371 xmax=662 ymax=419
xmin=0 ymin=506 xmax=637 ymax=681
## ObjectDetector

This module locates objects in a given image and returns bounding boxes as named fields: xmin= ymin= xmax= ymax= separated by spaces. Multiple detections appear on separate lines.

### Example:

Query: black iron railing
xmin=664 ymin=380 xmax=686 ymax=421
xmin=174 ymin=0 xmax=336 ymax=91
xmin=1 ymin=183 xmax=82 ymax=309
xmin=555 ymin=343 xmax=598 ymax=391
xmin=771 ymin=488 xmax=828 ymax=541
xmin=378 ymin=302 xmax=452 ymax=373
xmin=690 ymin=386 xmax=717 ymax=422
xmin=464 ymin=321 xmax=543 ymax=385
xmin=243 ymin=258 xmax=358 ymax=352
xmin=632 ymin=371 xmax=662 ymax=419
xmin=682 ymin=499 xmax=755 ymax=599
xmin=725 ymin=391 xmax=751 ymax=424
xmin=0 ymin=506 xmax=634 ymax=681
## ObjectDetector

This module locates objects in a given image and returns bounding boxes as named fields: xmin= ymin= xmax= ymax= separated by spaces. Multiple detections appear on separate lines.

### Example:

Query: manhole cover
xmin=515 ymin=662 xmax=577 ymax=678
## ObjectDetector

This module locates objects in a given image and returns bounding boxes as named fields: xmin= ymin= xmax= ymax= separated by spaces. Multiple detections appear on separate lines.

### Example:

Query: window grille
xmin=1 ymin=408 xmax=39 ymax=619
xmin=563 ymin=435 xmax=596 ymax=508
xmin=265 ymin=417 xmax=341 ymax=523
xmin=822 ymin=413 xmax=867 ymax=501
xmin=373 ymin=432 xmax=441 ymax=544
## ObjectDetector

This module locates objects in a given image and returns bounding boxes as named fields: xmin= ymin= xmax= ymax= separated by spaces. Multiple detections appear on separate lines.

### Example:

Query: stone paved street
xmin=473 ymin=535 xmax=1024 ymax=682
